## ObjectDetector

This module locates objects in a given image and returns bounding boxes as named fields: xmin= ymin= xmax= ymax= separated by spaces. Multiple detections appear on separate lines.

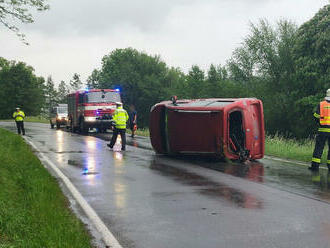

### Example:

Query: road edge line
xmin=24 ymin=136 xmax=123 ymax=248
xmin=264 ymin=155 xmax=328 ymax=171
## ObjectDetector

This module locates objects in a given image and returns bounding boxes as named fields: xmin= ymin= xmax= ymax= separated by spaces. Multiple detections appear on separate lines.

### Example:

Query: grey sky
xmin=0 ymin=0 xmax=328 ymax=86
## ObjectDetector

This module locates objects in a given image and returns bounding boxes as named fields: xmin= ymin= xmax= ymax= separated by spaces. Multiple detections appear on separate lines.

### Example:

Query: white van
xmin=50 ymin=104 xmax=68 ymax=129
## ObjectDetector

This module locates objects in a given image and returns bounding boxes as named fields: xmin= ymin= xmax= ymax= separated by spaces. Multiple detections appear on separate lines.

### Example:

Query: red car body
xmin=149 ymin=98 xmax=265 ymax=161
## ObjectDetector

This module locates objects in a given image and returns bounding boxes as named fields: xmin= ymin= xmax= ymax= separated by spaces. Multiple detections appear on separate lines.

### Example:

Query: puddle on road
xmin=68 ymin=159 xmax=99 ymax=176
xmin=150 ymin=160 xmax=263 ymax=209
xmin=167 ymin=155 xmax=330 ymax=204
xmin=49 ymin=148 xmax=86 ymax=154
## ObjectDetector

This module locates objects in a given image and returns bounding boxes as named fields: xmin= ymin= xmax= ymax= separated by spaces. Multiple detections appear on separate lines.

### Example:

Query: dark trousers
xmin=15 ymin=121 xmax=25 ymax=135
xmin=312 ymin=132 xmax=330 ymax=166
xmin=109 ymin=128 xmax=126 ymax=150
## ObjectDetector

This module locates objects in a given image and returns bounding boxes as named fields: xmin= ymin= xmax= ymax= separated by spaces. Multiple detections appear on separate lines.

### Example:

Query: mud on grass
xmin=0 ymin=128 xmax=93 ymax=247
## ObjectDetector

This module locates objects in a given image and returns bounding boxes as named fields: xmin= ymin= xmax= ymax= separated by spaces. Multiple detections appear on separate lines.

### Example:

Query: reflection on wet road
xmin=2 ymin=122 xmax=330 ymax=248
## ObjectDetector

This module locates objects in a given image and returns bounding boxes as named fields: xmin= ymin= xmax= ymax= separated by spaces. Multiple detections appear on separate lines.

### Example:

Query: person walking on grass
xmin=309 ymin=89 xmax=330 ymax=171
xmin=107 ymin=102 xmax=129 ymax=151
xmin=12 ymin=107 xmax=25 ymax=135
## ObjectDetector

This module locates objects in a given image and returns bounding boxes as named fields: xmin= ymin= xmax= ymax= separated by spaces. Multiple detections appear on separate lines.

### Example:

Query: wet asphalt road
xmin=2 ymin=122 xmax=330 ymax=248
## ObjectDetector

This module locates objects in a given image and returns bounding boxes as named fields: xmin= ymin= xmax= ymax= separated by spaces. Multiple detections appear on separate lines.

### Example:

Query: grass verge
xmin=126 ymin=128 xmax=149 ymax=137
xmin=265 ymin=134 xmax=326 ymax=163
xmin=0 ymin=116 xmax=49 ymax=124
xmin=0 ymin=128 xmax=93 ymax=247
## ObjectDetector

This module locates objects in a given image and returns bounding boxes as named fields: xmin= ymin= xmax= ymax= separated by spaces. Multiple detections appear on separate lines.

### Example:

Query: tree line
xmin=0 ymin=4 xmax=328 ymax=139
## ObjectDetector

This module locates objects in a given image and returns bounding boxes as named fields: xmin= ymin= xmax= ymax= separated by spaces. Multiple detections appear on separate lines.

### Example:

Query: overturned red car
xmin=149 ymin=98 xmax=265 ymax=161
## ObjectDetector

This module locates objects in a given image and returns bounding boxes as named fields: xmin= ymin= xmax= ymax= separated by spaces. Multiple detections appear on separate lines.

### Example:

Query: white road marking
xmin=24 ymin=136 xmax=123 ymax=248
xmin=264 ymin=155 xmax=328 ymax=171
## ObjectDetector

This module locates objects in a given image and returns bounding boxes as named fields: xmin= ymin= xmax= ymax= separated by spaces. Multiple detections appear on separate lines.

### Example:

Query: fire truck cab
xmin=68 ymin=89 xmax=121 ymax=133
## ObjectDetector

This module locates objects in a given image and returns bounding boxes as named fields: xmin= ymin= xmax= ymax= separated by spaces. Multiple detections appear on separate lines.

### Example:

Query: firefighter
xmin=309 ymin=89 xmax=330 ymax=171
xmin=12 ymin=107 xmax=25 ymax=135
xmin=107 ymin=102 xmax=129 ymax=151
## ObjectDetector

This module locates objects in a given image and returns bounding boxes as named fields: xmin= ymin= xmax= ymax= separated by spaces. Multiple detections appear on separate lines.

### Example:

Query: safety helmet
xmin=16 ymin=107 xmax=20 ymax=110
xmin=115 ymin=102 xmax=123 ymax=106
xmin=325 ymin=89 xmax=330 ymax=101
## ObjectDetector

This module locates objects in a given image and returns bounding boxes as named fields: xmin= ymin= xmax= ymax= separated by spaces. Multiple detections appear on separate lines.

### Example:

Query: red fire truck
xmin=68 ymin=89 xmax=121 ymax=133
xmin=149 ymin=97 xmax=265 ymax=162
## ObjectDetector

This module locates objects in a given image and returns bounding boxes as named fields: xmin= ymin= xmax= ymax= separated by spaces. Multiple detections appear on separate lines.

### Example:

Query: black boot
xmin=308 ymin=162 xmax=319 ymax=171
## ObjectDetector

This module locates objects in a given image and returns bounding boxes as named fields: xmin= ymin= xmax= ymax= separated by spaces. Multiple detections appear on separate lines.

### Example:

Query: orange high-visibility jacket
xmin=320 ymin=101 xmax=330 ymax=125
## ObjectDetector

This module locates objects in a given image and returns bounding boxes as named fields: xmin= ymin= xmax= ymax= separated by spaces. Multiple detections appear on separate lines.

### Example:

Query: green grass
xmin=126 ymin=128 xmax=150 ymax=137
xmin=24 ymin=116 xmax=49 ymax=123
xmin=0 ymin=116 xmax=49 ymax=124
xmin=265 ymin=134 xmax=326 ymax=163
xmin=0 ymin=128 xmax=93 ymax=248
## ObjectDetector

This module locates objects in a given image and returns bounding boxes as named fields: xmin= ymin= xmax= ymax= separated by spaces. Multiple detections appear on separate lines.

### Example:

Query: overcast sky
xmin=0 ymin=0 xmax=328 ymax=86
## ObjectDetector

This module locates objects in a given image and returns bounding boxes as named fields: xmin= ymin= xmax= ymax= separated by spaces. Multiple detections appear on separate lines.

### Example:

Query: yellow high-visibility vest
xmin=13 ymin=111 xmax=25 ymax=122
xmin=112 ymin=107 xmax=129 ymax=129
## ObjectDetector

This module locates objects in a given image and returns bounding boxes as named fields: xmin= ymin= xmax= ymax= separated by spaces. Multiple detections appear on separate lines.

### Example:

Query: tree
xmin=0 ymin=0 xmax=49 ymax=44
xmin=186 ymin=65 xmax=205 ymax=98
xmin=57 ymin=81 xmax=69 ymax=103
xmin=87 ymin=69 xmax=101 ymax=89
xmin=69 ymin=73 xmax=83 ymax=91
xmin=44 ymin=76 xmax=58 ymax=111
xmin=227 ymin=19 xmax=299 ymax=136
xmin=94 ymin=48 xmax=181 ymax=127
xmin=293 ymin=4 xmax=330 ymax=95
xmin=0 ymin=58 xmax=45 ymax=118
xmin=291 ymin=4 xmax=330 ymax=137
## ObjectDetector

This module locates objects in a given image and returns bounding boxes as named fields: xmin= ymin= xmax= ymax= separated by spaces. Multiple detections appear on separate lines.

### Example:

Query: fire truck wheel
xmin=79 ymin=119 xmax=88 ymax=133
xmin=70 ymin=121 xmax=76 ymax=133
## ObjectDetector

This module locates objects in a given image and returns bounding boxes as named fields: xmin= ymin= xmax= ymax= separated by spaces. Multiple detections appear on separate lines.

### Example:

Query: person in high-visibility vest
xmin=12 ymin=107 xmax=26 ymax=135
xmin=107 ymin=102 xmax=129 ymax=151
xmin=309 ymin=89 xmax=330 ymax=171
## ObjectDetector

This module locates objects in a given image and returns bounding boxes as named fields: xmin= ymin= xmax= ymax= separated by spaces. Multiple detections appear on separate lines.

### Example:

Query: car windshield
xmin=57 ymin=107 xmax=67 ymax=114
xmin=84 ymin=91 xmax=121 ymax=103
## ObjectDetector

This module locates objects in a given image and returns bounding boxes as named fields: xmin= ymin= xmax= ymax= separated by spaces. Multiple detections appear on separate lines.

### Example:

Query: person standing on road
xmin=12 ymin=107 xmax=25 ymax=135
xmin=310 ymin=89 xmax=330 ymax=171
xmin=107 ymin=102 xmax=129 ymax=151
xmin=129 ymin=104 xmax=137 ymax=138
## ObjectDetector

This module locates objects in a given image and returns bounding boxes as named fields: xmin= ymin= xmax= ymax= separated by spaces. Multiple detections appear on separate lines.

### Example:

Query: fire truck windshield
xmin=84 ymin=91 xmax=121 ymax=103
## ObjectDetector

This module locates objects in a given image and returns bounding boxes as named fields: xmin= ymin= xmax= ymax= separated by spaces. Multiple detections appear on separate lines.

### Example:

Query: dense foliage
xmin=0 ymin=58 xmax=45 ymax=119
xmin=87 ymin=5 xmax=329 ymax=138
